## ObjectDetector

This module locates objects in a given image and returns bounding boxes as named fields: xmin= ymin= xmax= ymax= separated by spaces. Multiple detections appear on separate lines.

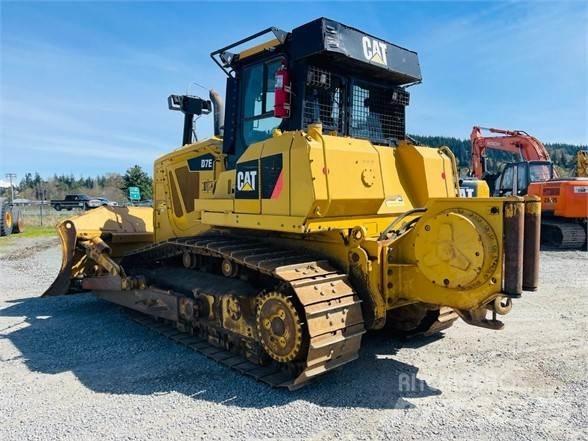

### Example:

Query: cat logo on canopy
xmin=362 ymin=36 xmax=388 ymax=66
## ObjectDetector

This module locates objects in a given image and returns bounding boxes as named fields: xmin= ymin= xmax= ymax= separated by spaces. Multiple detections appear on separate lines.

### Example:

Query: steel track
xmin=121 ymin=232 xmax=457 ymax=388
xmin=123 ymin=233 xmax=367 ymax=389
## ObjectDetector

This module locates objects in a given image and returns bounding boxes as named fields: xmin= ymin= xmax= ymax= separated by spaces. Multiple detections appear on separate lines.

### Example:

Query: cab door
xmin=233 ymin=58 xmax=284 ymax=214
xmin=495 ymin=163 xmax=529 ymax=196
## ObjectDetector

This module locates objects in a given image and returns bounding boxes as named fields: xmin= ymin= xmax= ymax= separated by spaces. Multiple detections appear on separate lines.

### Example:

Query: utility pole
xmin=5 ymin=173 xmax=16 ymax=202
xmin=38 ymin=182 xmax=48 ymax=227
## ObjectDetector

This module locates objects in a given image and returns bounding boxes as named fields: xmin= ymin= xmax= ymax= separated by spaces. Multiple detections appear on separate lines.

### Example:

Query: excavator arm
xmin=470 ymin=126 xmax=553 ymax=178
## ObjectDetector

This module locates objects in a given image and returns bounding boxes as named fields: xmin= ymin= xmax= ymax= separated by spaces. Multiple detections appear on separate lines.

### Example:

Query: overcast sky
xmin=1 ymin=1 xmax=586 ymax=179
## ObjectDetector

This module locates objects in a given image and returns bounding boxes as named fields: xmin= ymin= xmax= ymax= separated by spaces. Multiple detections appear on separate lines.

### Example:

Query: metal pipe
xmin=523 ymin=195 xmax=541 ymax=291
xmin=209 ymin=89 xmax=225 ymax=138
xmin=503 ymin=198 xmax=524 ymax=297
xmin=378 ymin=207 xmax=427 ymax=241
xmin=439 ymin=146 xmax=460 ymax=197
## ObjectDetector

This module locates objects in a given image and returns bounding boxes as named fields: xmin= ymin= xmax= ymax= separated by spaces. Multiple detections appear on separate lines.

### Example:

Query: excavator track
xmin=541 ymin=220 xmax=587 ymax=250
xmin=121 ymin=233 xmax=366 ymax=390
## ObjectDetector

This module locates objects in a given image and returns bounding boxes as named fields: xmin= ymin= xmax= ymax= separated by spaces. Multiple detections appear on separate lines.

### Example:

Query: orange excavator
xmin=470 ymin=126 xmax=588 ymax=249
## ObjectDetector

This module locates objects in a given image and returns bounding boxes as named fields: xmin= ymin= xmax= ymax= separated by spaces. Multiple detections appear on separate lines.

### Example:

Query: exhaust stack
xmin=209 ymin=89 xmax=224 ymax=138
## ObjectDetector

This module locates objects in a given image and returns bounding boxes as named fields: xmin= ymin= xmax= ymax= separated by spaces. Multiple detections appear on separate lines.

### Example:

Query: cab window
xmin=500 ymin=166 xmax=514 ymax=191
xmin=529 ymin=163 xmax=552 ymax=182
xmin=243 ymin=63 xmax=264 ymax=117
xmin=243 ymin=118 xmax=282 ymax=145
xmin=241 ymin=59 xmax=282 ymax=146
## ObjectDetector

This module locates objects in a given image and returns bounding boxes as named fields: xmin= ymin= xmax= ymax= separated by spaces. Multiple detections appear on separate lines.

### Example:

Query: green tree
xmin=121 ymin=165 xmax=152 ymax=200
xmin=20 ymin=173 xmax=33 ymax=190
xmin=410 ymin=134 xmax=586 ymax=176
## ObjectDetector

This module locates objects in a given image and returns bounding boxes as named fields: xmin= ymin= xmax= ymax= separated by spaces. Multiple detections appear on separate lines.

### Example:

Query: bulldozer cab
xmin=494 ymin=160 xmax=554 ymax=196
xmin=212 ymin=18 xmax=422 ymax=168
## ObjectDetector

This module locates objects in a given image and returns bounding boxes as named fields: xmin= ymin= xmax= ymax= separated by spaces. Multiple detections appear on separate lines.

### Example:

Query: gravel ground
xmin=0 ymin=236 xmax=586 ymax=441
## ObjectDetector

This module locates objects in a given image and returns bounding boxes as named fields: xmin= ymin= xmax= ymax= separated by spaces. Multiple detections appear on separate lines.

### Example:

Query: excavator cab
xmin=494 ymin=160 xmax=554 ymax=196
xmin=470 ymin=126 xmax=587 ymax=249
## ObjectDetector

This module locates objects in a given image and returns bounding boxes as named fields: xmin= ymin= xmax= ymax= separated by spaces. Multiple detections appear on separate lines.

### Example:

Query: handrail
xmin=210 ymin=27 xmax=288 ymax=77
xmin=439 ymin=146 xmax=460 ymax=197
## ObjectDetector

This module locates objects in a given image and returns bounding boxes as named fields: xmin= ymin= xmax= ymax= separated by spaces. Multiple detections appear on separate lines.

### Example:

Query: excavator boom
xmin=470 ymin=126 xmax=553 ymax=178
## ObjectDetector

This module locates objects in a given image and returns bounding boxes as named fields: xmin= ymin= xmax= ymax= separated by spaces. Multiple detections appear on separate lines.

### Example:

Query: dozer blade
xmin=43 ymin=206 xmax=154 ymax=296
xmin=43 ymin=220 xmax=78 ymax=296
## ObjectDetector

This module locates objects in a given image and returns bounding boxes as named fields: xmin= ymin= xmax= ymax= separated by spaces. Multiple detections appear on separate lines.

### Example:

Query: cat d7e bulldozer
xmin=43 ymin=18 xmax=541 ymax=389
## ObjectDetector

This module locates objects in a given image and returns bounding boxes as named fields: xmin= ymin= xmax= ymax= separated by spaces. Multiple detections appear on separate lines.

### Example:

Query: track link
xmin=124 ymin=233 xmax=366 ymax=390
xmin=130 ymin=313 xmax=301 ymax=388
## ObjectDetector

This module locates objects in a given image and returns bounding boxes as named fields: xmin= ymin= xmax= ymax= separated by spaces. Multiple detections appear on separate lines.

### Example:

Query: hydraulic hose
xmin=378 ymin=207 xmax=427 ymax=241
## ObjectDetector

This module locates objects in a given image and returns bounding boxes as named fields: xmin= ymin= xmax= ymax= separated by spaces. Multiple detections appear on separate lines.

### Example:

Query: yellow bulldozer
xmin=44 ymin=18 xmax=541 ymax=389
xmin=577 ymin=150 xmax=588 ymax=178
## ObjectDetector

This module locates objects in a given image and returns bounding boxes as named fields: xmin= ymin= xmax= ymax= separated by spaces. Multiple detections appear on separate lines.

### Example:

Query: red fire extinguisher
xmin=274 ymin=62 xmax=291 ymax=118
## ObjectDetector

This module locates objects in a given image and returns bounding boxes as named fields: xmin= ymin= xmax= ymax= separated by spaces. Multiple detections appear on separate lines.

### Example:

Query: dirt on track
xmin=0 ymin=237 xmax=586 ymax=441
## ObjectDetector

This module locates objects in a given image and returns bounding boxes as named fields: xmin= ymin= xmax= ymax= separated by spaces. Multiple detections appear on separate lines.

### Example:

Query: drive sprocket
xmin=256 ymin=292 xmax=304 ymax=363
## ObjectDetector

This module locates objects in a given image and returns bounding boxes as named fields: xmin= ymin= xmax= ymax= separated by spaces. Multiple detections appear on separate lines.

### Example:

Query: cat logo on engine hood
xmin=237 ymin=171 xmax=256 ymax=192
xmin=235 ymin=159 xmax=259 ymax=199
